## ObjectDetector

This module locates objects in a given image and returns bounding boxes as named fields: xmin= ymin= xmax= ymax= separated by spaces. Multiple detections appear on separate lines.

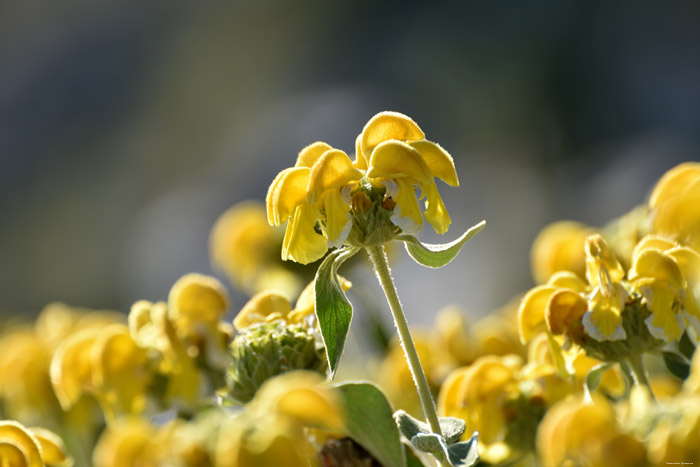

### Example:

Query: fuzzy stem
xmin=366 ymin=245 xmax=443 ymax=436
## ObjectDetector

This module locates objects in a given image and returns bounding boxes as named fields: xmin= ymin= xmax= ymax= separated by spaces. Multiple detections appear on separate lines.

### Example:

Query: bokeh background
xmin=2 ymin=1 xmax=699 ymax=324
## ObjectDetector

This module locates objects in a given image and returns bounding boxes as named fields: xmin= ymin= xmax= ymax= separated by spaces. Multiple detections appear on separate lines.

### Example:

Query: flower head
xmin=266 ymin=112 xmax=459 ymax=264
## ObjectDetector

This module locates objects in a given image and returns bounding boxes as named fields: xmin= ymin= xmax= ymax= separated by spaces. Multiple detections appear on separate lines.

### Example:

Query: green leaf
xmin=583 ymin=362 xmax=613 ymax=401
xmin=447 ymin=433 xmax=479 ymax=467
xmin=315 ymin=247 xmax=358 ymax=377
xmin=394 ymin=410 xmax=466 ymax=445
xmin=679 ymin=331 xmax=696 ymax=360
xmin=662 ymin=351 xmax=691 ymax=381
xmin=410 ymin=432 xmax=480 ymax=467
xmin=336 ymin=382 xmax=405 ymax=467
xmin=398 ymin=220 xmax=486 ymax=268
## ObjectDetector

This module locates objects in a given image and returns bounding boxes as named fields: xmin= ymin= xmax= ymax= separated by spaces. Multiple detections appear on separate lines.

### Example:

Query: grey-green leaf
xmin=447 ymin=433 xmax=479 ymax=467
xmin=394 ymin=410 xmax=428 ymax=441
xmin=398 ymin=220 xmax=486 ymax=268
xmin=439 ymin=417 xmax=466 ymax=445
xmin=584 ymin=362 xmax=613 ymax=401
xmin=336 ymin=382 xmax=406 ymax=467
xmin=315 ymin=247 xmax=358 ymax=377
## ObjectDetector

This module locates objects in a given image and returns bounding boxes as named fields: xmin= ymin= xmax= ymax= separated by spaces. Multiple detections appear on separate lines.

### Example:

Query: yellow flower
xmin=216 ymin=371 xmax=343 ymax=467
xmin=233 ymin=277 xmax=352 ymax=331
xmin=92 ymin=417 xmax=160 ymax=467
xmin=0 ymin=421 xmax=72 ymax=467
xmin=266 ymin=112 xmax=459 ymax=264
xmin=628 ymin=235 xmax=700 ymax=341
xmin=51 ymin=324 xmax=152 ymax=422
xmin=167 ymin=273 xmax=231 ymax=369
xmin=648 ymin=162 xmax=700 ymax=250
xmin=530 ymin=220 xmax=592 ymax=284
xmin=210 ymin=200 xmax=304 ymax=297
xmin=438 ymin=355 xmax=524 ymax=463
xmin=536 ymin=395 xmax=646 ymax=467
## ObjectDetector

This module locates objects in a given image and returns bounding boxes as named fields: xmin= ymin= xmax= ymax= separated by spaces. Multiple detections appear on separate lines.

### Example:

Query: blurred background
xmin=2 ymin=0 xmax=699 ymax=323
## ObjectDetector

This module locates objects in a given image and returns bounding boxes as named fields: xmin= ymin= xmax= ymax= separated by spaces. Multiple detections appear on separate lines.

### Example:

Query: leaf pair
xmin=394 ymin=410 xmax=479 ymax=467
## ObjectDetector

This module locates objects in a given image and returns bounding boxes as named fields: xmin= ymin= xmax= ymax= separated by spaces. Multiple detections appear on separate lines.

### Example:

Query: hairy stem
xmin=366 ymin=245 xmax=443 ymax=436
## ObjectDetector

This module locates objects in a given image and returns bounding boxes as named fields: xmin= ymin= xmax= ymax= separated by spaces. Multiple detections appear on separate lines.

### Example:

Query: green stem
xmin=625 ymin=353 xmax=656 ymax=402
xmin=366 ymin=245 xmax=443 ymax=436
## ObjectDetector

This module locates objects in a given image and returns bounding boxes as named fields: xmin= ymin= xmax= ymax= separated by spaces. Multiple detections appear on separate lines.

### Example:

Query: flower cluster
xmin=2 ymin=111 xmax=700 ymax=467
xmin=266 ymin=111 xmax=458 ymax=263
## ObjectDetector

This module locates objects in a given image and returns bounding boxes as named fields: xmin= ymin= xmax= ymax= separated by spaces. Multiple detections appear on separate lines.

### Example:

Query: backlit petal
xmin=360 ymin=111 xmax=425 ymax=157
xmin=546 ymin=289 xmax=587 ymax=335
xmin=390 ymin=178 xmax=423 ymax=233
xmin=367 ymin=140 xmax=431 ymax=184
xmin=281 ymin=204 xmax=327 ymax=265
xmin=50 ymin=329 xmax=98 ymax=410
xmin=323 ymin=189 xmax=352 ymax=247
xmin=640 ymin=280 xmax=683 ymax=341
xmin=409 ymin=140 xmax=459 ymax=186
xmin=353 ymin=133 xmax=368 ymax=170
xmin=518 ymin=285 xmax=558 ymax=343
xmin=547 ymin=271 xmax=588 ymax=293
xmin=233 ymin=291 xmax=292 ymax=331
xmin=422 ymin=181 xmax=451 ymax=234
xmin=583 ymin=286 xmax=627 ymax=341
xmin=295 ymin=142 xmax=334 ymax=168
xmin=0 ymin=421 xmax=43 ymax=467
xmin=629 ymin=249 xmax=686 ymax=290
xmin=307 ymin=150 xmax=362 ymax=203
xmin=648 ymin=162 xmax=700 ymax=209
xmin=266 ymin=167 xmax=310 ymax=225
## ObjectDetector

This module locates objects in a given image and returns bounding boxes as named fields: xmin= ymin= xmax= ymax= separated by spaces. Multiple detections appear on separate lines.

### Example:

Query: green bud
xmin=223 ymin=322 xmax=327 ymax=405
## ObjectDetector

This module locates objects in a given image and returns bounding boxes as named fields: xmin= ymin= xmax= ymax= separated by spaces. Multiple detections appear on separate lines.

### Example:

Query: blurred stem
xmin=366 ymin=245 xmax=443 ymax=436
xmin=625 ymin=353 xmax=656 ymax=402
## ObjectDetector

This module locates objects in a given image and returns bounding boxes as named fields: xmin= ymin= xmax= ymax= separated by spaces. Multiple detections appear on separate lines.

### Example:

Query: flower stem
xmin=366 ymin=245 xmax=443 ymax=436
xmin=625 ymin=353 xmax=656 ymax=402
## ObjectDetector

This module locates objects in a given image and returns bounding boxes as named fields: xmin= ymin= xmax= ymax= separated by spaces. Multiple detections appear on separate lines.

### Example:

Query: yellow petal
xmin=307 ymin=149 xmax=362 ymax=204
xmin=629 ymin=249 xmax=686 ymax=290
xmin=281 ymin=204 xmax=327 ymax=264
xmin=583 ymin=286 xmax=626 ymax=341
xmin=547 ymin=271 xmax=588 ymax=293
xmin=92 ymin=417 xmax=154 ymax=467
xmin=168 ymin=274 xmax=230 ymax=339
xmin=295 ymin=141 xmax=334 ymax=168
xmin=422 ymin=181 xmax=451 ymax=234
xmin=518 ymin=285 xmax=558 ymax=343
xmin=584 ymin=234 xmax=625 ymax=287
xmin=360 ymin=111 xmax=425 ymax=158
xmin=409 ymin=140 xmax=459 ymax=186
xmin=353 ymin=133 xmax=368 ymax=170
xmin=389 ymin=178 xmax=423 ymax=233
xmin=323 ymin=189 xmax=352 ymax=247
xmin=648 ymin=162 xmax=700 ymax=209
xmin=91 ymin=325 xmax=150 ymax=420
xmin=437 ymin=367 xmax=470 ymax=422
xmin=266 ymin=167 xmax=310 ymax=225
xmin=0 ymin=421 xmax=43 ymax=467
xmin=50 ymin=329 xmax=98 ymax=410
xmin=640 ymin=280 xmax=683 ymax=341
xmin=367 ymin=140 xmax=431 ymax=184
xmin=631 ymin=234 xmax=676 ymax=260
xmin=289 ymin=276 xmax=351 ymax=323
xmin=29 ymin=427 xmax=70 ymax=467
xmin=531 ymin=221 xmax=591 ymax=284
xmin=545 ymin=289 xmax=587 ymax=335
xmin=667 ymin=246 xmax=700 ymax=284
xmin=233 ymin=291 xmax=292 ymax=331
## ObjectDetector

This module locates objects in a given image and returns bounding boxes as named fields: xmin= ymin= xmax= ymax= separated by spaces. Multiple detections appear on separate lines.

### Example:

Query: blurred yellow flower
xmin=266 ymin=111 xmax=458 ymax=264
xmin=437 ymin=355 xmax=525 ymax=464
xmin=50 ymin=324 xmax=152 ymax=422
xmin=530 ymin=220 xmax=592 ymax=284
xmin=216 ymin=371 xmax=343 ymax=467
xmin=168 ymin=273 xmax=232 ymax=369
xmin=210 ymin=200 xmax=304 ymax=297
xmin=0 ymin=421 xmax=71 ymax=467
xmin=537 ymin=395 xmax=646 ymax=467
xmin=648 ymin=162 xmax=700 ymax=250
